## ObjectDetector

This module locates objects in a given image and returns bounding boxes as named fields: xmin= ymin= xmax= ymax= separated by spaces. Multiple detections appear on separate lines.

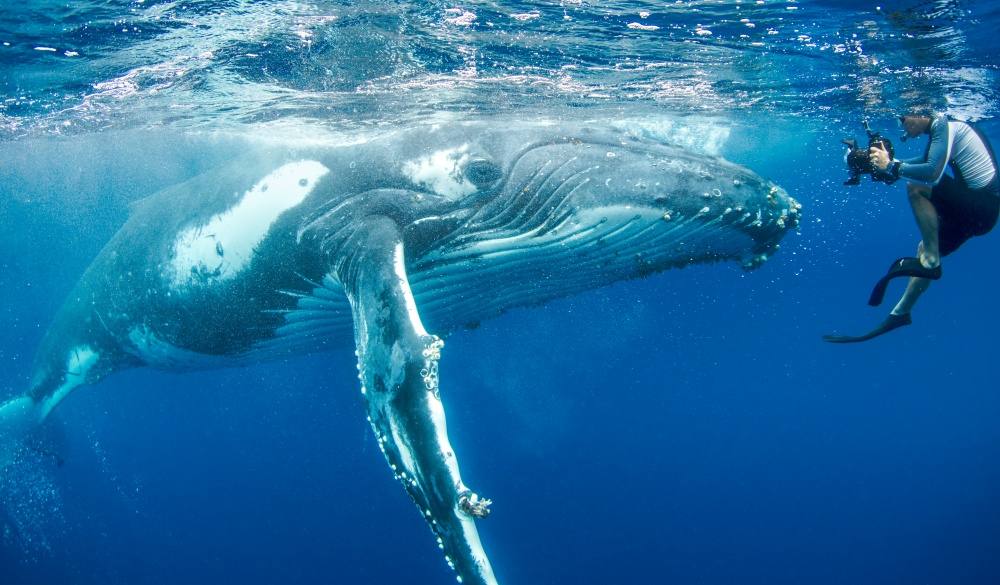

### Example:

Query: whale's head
xmin=399 ymin=122 xmax=801 ymax=321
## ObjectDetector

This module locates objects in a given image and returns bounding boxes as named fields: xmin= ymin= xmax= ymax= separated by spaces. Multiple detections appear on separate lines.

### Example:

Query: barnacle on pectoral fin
xmin=458 ymin=491 xmax=492 ymax=518
xmin=783 ymin=196 xmax=803 ymax=229
xmin=742 ymin=251 xmax=771 ymax=271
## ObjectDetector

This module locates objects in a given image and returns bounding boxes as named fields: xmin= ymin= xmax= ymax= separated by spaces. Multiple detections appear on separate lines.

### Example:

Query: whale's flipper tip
xmin=822 ymin=312 xmax=912 ymax=344
xmin=0 ymin=397 xmax=39 ymax=468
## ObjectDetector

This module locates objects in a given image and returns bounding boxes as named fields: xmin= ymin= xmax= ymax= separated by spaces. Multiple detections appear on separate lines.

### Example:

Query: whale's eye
xmin=464 ymin=159 xmax=503 ymax=189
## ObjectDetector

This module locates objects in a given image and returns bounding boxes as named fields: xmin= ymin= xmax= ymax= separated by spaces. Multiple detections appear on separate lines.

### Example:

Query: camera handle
xmin=862 ymin=118 xmax=876 ymax=140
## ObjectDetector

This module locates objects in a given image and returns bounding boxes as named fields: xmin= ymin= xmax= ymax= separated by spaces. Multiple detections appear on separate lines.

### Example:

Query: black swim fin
xmin=822 ymin=312 xmax=912 ymax=343
xmin=868 ymin=257 xmax=942 ymax=307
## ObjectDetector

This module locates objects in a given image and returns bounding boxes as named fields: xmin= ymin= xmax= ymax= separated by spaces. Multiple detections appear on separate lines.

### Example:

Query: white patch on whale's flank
xmin=169 ymin=160 xmax=330 ymax=288
xmin=40 ymin=346 xmax=98 ymax=419
xmin=402 ymin=145 xmax=477 ymax=200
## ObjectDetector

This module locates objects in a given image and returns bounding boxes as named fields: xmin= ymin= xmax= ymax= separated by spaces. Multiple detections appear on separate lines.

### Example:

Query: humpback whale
xmin=0 ymin=120 xmax=800 ymax=584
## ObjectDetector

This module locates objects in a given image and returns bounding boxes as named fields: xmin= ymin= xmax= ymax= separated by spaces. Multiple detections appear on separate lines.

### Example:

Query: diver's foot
xmin=919 ymin=252 xmax=940 ymax=270
xmin=822 ymin=312 xmax=912 ymax=343
xmin=868 ymin=257 xmax=942 ymax=306
xmin=887 ymin=257 xmax=942 ymax=280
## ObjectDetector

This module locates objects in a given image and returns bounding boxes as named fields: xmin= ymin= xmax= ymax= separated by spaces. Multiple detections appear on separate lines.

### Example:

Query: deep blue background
xmin=2 ymin=119 xmax=1000 ymax=584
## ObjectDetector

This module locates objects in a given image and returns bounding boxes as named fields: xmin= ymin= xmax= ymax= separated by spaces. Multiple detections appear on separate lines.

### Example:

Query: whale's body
xmin=1 ymin=120 xmax=800 ymax=584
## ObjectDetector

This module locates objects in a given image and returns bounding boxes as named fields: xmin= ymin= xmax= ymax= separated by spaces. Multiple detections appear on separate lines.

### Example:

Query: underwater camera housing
xmin=842 ymin=119 xmax=898 ymax=185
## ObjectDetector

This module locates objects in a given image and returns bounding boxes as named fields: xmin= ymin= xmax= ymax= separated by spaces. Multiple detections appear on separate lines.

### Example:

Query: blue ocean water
xmin=2 ymin=1 xmax=1000 ymax=584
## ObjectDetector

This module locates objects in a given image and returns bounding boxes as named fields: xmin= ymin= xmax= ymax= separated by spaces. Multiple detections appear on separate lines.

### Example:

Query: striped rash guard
xmin=898 ymin=114 xmax=997 ymax=191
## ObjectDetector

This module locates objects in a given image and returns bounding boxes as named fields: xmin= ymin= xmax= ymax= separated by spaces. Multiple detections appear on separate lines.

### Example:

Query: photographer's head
xmin=898 ymin=111 xmax=935 ymax=142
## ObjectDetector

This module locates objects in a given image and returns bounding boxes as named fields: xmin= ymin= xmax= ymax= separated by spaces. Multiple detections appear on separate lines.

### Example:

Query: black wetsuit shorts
xmin=932 ymin=173 xmax=1000 ymax=257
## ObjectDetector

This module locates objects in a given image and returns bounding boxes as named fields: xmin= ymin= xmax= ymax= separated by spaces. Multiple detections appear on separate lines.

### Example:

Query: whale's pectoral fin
xmin=330 ymin=217 xmax=498 ymax=585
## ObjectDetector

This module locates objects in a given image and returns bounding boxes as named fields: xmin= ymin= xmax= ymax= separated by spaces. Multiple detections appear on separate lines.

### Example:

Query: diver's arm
xmin=896 ymin=115 xmax=951 ymax=185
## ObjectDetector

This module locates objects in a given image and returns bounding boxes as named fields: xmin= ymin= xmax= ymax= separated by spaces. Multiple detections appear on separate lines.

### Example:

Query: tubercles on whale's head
xmin=416 ymin=133 xmax=802 ymax=302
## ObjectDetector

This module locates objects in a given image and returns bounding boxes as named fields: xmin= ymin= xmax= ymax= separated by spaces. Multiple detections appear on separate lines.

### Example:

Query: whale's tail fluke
xmin=2 ymin=340 xmax=112 ymax=470
xmin=0 ymin=397 xmax=41 ymax=468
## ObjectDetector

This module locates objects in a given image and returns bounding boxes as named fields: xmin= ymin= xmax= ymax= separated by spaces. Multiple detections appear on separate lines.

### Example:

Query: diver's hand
xmin=869 ymin=143 xmax=891 ymax=171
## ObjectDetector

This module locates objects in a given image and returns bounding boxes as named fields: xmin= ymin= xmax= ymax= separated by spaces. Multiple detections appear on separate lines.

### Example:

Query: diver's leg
xmin=891 ymin=242 xmax=931 ymax=315
xmin=907 ymin=183 xmax=940 ymax=268
xmin=892 ymin=277 xmax=931 ymax=315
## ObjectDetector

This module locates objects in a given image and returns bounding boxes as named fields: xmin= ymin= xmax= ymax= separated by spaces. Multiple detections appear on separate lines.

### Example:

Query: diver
xmin=824 ymin=110 xmax=1000 ymax=343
